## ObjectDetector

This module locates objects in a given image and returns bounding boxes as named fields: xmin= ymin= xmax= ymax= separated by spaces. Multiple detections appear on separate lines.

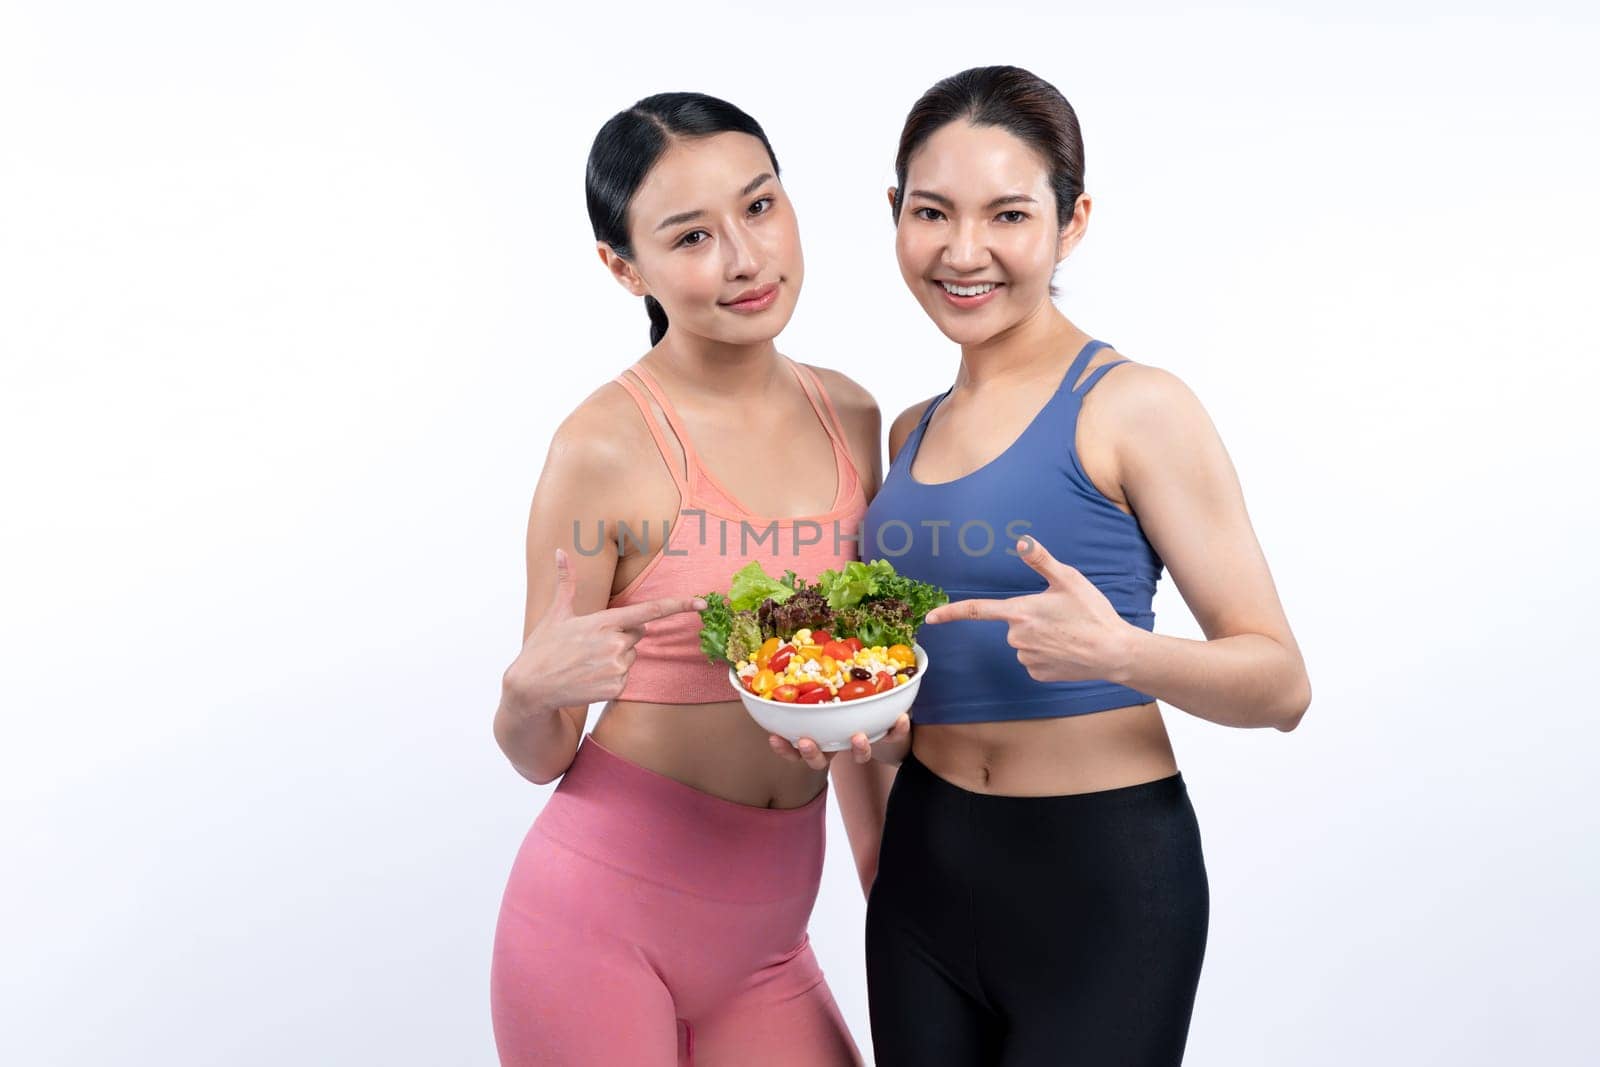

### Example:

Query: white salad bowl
xmin=729 ymin=643 xmax=927 ymax=751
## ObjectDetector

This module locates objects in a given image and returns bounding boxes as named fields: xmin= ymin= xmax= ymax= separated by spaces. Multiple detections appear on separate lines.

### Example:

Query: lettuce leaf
xmin=871 ymin=571 xmax=948 ymax=629
xmin=697 ymin=592 xmax=734 ymax=665
xmin=815 ymin=560 xmax=894 ymax=611
xmin=728 ymin=560 xmax=798 ymax=612
xmin=817 ymin=559 xmax=947 ymax=630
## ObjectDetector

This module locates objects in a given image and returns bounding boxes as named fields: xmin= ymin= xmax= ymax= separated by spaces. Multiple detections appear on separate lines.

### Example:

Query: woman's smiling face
xmin=602 ymin=130 xmax=803 ymax=346
xmin=893 ymin=120 xmax=1085 ymax=345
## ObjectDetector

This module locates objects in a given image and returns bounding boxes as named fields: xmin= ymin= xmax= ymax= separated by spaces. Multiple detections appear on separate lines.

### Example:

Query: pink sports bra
xmin=607 ymin=356 xmax=869 ymax=704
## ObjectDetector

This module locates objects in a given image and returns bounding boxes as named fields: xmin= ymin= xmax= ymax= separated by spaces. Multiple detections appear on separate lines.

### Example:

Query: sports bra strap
xmin=1063 ymin=338 xmax=1114 ymax=395
xmin=917 ymin=388 xmax=953 ymax=431
xmin=613 ymin=369 xmax=692 ymax=494
xmin=624 ymin=361 xmax=702 ymax=466
xmin=1074 ymin=359 xmax=1130 ymax=396
xmin=790 ymin=360 xmax=851 ymax=452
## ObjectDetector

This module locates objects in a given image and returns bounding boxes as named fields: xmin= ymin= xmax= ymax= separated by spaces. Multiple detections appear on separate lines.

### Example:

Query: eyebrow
xmin=908 ymin=190 xmax=1038 ymax=210
xmin=654 ymin=173 xmax=776 ymax=232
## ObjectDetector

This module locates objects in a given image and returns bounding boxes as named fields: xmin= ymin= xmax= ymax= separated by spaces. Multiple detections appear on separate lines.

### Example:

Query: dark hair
xmin=891 ymin=66 xmax=1085 ymax=297
xmin=585 ymin=93 xmax=782 ymax=346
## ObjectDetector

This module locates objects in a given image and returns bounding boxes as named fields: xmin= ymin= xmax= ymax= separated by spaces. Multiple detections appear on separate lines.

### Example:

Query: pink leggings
xmin=490 ymin=733 xmax=862 ymax=1066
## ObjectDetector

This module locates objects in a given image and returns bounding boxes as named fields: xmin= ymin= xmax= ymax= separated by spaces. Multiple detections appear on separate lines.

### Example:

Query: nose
xmin=942 ymin=217 xmax=990 ymax=274
xmin=722 ymin=221 xmax=762 ymax=281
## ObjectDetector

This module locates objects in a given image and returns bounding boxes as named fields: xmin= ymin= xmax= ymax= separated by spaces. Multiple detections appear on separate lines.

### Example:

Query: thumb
xmin=1016 ymin=535 xmax=1072 ymax=588
xmin=548 ymin=547 xmax=578 ymax=618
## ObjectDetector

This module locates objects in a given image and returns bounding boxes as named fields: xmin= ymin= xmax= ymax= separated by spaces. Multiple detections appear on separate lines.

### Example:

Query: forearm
xmin=493 ymin=682 xmax=583 ymax=784
xmin=829 ymin=757 xmax=898 ymax=896
xmin=1109 ymin=627 xmax=1310 ymax=731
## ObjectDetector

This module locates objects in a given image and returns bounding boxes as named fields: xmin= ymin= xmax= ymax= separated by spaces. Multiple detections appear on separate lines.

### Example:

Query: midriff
xmin=911 ymin=700 xmax=1179 ymax=796
xmin=591 ymin=697 xmax=829 ymax=810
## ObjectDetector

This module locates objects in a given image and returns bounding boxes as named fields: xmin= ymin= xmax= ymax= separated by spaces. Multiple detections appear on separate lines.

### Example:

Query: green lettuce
xmin=815 ymin=560 xmax=893 ymax=611
xmin=697 ymin=592 xmax=735 ymax=666
xmin=728 ymin=560 xmax=798 ymax=612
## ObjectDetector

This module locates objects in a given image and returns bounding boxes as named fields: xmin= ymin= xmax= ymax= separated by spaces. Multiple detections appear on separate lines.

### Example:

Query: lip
xmin=934 ymin=279 xmax=1004 ymax=309
xmin=721 ymin=281 xmax=780 ymax=312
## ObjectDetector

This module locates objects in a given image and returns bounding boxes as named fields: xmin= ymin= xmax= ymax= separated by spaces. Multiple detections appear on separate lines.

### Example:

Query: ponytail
xmin=644 ymin=295 xmax=669 ymax=345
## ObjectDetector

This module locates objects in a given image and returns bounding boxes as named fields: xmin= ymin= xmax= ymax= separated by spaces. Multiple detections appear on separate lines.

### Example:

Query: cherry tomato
xmin=767 ymin=645 xmax=796 ymax=673
xmin=796 ymin=687 xmax=830 ymax=704
xmin=771 ymin=684 xmax=800 ymax=703
xmin=873 ymin=671 xmax=894 ymax=694
xmin=887 ymin=644 xmax=915 ymax=667
xmin=838 ymin=680 xmax=876 ymax=701
xmin=811 ymin=630 xmax=833 ymax=646
xmin=796 ymin=680 xmax=826 ymax=695
xmin=842 ymin=636 xmax=863 ymax=654
xmin=755 ymin=637 xmax=782 ymax=669
xmin=754 ymin=669 xmax=779 ymax=696
xmin=823 ymin=640 xmax=854 ymax=663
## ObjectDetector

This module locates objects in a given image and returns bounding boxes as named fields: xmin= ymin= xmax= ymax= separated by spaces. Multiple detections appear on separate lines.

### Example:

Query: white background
xmin=4 ymin=2 xmax=1597 ymax=1064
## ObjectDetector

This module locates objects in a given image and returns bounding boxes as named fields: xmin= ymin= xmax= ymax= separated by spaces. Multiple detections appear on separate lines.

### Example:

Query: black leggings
xmin=865 ymin=749 xmax=1209 ymax=1067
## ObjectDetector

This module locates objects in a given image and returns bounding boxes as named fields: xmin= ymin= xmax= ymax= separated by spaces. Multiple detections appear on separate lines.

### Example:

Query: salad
xmin=698 ymin=559 xmax=948 ymax=704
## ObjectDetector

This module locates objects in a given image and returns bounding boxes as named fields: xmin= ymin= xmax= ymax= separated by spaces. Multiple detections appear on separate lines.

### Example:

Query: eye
xmin=913 ymin=206 xmax=945 ymax=222
xmin=748 ymin=195 xmax=776 ymax=216
xmin=676 ymin=229 xmax=710 ymax=248
xmin=998 ymin=210 xmax=1028 ymax=223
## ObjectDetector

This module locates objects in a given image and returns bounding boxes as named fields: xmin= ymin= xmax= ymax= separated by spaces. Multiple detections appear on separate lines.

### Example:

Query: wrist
xmin=1104 ymin=623 xmax=1149 ymax=688
xmin=501 ymin=667 xmax=556 ymax=722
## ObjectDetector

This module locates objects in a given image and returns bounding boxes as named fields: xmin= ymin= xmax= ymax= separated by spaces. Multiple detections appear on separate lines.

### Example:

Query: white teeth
xmin=940 ymin=281 xmax=997 ymax=297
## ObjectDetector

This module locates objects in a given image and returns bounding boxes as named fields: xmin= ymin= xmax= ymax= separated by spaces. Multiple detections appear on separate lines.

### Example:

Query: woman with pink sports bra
xmin=488 ymin=92 xmax=904 ymax=1066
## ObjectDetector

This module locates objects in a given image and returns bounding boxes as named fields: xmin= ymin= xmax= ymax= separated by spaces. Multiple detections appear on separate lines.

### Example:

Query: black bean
xmin=850 ymin=667 xmax=872 ymax=681
xmin=896 ymin=665 xmax=918 ymax=678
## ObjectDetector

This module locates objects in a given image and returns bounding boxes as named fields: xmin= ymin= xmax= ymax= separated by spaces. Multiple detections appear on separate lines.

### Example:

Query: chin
xmin=717 ymin=313 xmax=795 ymax=346
xmin=926 ymin=309 xmax=999 ymax=346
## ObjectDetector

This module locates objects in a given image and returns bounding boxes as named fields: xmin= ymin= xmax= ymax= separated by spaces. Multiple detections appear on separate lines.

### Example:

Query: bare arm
xmin=1102 ymin=365 xmax=1312 ymax=731
xmin=494 ymin=397 xmax=704 ymax=783
xmin=826 ymin=388 xmax=937 ymax=896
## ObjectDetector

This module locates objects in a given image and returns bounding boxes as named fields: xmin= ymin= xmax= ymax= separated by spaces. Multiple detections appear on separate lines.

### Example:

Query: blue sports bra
xmin=863 ymin=338 xmax=1164 ymax=724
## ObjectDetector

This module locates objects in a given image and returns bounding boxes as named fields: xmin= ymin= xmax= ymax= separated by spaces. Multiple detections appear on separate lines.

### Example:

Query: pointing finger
xmin=601 ymin=594 xmax=709 ymax=630
xmin=924 ymin=597 xmax=1011 ymax=624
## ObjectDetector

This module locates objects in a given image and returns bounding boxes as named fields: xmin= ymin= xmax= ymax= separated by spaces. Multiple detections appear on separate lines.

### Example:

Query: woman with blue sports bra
xmin=819 ymin=66 xmax=1312 ymax=1066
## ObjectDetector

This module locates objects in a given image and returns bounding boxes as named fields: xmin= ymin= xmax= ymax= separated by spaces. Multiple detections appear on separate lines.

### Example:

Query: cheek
xmin=895 ymin=229 xmax=934 ymax=280
xmin=655 ymin=259 xmax=726 ymax=313
xmin=998 ymin=232 xmax=1057 ymax=288
xmin=768 ymin=217 xmax=804 ymax=272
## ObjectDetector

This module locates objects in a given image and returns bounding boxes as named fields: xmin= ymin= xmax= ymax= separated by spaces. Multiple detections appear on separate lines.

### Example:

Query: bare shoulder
xmin=539 ymin=378 xmax=655 ymax=488
xmin=1079 ymin=353 xmax=1220 ymax=499
xmin=799 ymin=362 xmax=880 ymax=426
xmin=1083 ymin=354 xmax=1212 ymax=438
xmin=888 ymin=394 xmax=942 ymax=463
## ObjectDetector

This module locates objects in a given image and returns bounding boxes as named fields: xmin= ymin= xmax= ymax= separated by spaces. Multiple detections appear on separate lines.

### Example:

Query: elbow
xmin=1275 ymin=673 xmax=1312 ymax=732
xmin=493 ymin=702 xmax=566 ymax=785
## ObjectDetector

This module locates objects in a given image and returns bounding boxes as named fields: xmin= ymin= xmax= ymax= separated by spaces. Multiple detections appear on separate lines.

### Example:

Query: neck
xmin=646 ymin=332 xmax=784 ymax=402
xmin=953 ymin=302 xmax=1087 ymax=391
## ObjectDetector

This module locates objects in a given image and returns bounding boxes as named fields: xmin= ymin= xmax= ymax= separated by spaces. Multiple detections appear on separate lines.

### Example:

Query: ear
xmin=596 ymin=241 xmax=650 ymax=298
xmin=886 ymin=185 xmax=900 ymax=221
xmin=1056 ymin=191 xmax=1092 ymax=263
